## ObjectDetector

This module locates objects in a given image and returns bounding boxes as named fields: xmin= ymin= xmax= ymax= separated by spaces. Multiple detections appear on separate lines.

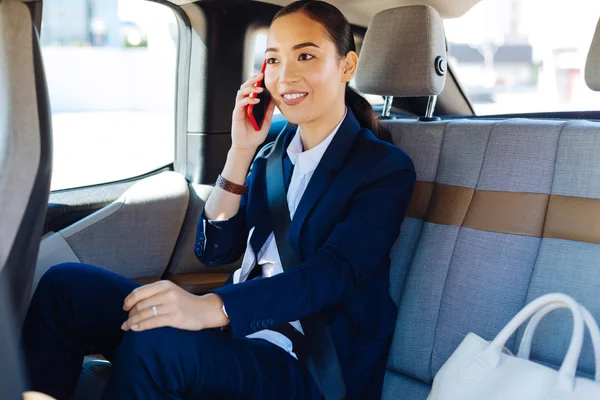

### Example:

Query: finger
xmin=123 ymin=304 xmax=172 ymax=331
xmin=128 ymin=291 xmax=171 ymax=320
xmin=129 ymin=315 xmax=173 ymax=332
xmin=236 ymin=85 xmax=264 ymax=100
xmin=239 ymin=72 xmax=264 ymax=90
xmin=232 ymin=97 xmax=261 ymax=122
xmin=123 ymin=280 xmax=171 ymax=311
xmin=233 ymin=96 xmax=260 ymax=114
xmin=261 ymin=100 xmax=277 ymax=130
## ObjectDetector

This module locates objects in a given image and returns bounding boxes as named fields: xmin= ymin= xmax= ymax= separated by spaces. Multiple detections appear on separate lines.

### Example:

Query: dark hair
xmin=273 ymin=0 xmax=391 ymax=142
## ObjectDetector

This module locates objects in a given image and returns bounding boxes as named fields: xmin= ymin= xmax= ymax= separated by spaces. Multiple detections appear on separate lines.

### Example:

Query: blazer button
xmin=267 ymin=318 xmax=274 ymax=325
xmin=261 ymin=321 xmax=268 ymax=329
xmin=250 ymin=322 xmax=257 ymax=331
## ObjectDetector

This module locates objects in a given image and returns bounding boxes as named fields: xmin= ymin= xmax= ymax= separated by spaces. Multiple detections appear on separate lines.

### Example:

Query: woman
xmin=22 ymin=1 xmax=415 ymax=399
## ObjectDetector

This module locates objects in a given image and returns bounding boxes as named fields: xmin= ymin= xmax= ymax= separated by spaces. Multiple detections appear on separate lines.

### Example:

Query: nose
xmin=279 ymin=60 xmax=300 ymax=85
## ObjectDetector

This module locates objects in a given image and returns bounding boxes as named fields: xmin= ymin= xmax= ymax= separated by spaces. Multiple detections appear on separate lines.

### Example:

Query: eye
xmin=298 ymin=53 xmax=315 ymax=61
xmin=266 ymin=58 xmax=279 ymax=65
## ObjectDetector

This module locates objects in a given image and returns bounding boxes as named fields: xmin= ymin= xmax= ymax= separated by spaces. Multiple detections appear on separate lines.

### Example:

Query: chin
xmin=279 ymin=107 xmax=314 ymax=126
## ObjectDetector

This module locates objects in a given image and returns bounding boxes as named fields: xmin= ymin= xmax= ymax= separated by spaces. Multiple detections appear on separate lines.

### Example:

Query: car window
xmin=41 ymin=0 xmax=177 ymax=191
xmin=444 ymin=0 xmax=600 ymax=115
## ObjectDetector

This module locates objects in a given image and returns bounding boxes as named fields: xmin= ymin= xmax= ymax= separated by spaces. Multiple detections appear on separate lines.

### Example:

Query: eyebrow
xmin=265 ymin=42 xmax=321 ymax=53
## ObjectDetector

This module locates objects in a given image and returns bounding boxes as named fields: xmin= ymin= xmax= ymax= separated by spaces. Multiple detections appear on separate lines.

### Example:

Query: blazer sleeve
xmin=193 ymin=202 xmax=247 ymax=267
xmin=212 ymin=151 xmax=416 ymax=338
xmin=194 ymin=176 xmax=253 ymax=268
xmin=194 ymin=143 xmax=274 ymax=267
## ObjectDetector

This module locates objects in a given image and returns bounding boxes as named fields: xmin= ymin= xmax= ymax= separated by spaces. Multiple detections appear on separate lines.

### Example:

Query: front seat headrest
xmin=355 ymin=5 xmax=447 ymax=98
xmin=585 ymin=17 xmax=600 ymax=91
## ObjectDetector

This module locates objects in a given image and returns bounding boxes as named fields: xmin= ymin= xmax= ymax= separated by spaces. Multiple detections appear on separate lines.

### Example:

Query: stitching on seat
xmin=412 ymin=119 xmax=450 ymax=382
xmin=387 ymin=121 xmax=442 ymax=312
xmin=386 ymin=120 xmax=449 ymax=382
xmin=517 ymin=120 xmax=568 ymax=350
xmin=427 ymin=118 xmax=499 ymax=381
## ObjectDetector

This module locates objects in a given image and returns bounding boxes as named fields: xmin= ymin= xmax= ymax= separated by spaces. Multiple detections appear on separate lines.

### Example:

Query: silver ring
xmin=152 ymin=305 xmax=158 ymax=317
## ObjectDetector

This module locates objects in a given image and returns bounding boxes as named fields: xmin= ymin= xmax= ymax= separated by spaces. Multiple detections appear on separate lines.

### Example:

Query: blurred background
xmin=41 ymin=0 xmax=600 ymax=191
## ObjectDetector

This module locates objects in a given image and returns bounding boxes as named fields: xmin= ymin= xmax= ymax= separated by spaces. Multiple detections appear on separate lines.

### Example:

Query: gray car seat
xmin=356 ymin=6 xmax=600 ymax=399
xmin=0 ymin=0 xmax=52 ymax=328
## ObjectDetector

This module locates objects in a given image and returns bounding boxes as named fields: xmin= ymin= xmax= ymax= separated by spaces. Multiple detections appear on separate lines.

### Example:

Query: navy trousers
xmin=22 ymin=263 xmax=321 ymax=400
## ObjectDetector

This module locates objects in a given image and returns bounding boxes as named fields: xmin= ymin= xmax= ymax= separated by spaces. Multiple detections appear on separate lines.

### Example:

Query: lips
xmin=281 ymin=92 xmax=308 ymax=106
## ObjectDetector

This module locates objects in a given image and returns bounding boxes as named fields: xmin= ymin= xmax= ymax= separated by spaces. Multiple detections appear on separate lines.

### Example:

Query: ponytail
xmin=345 ymin=86 xmax=392 ymax=143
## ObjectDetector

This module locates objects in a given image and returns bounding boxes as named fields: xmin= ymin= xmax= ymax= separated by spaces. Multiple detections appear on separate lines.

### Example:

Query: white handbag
xmin=428 ymin=293 xmax=600 ymax=399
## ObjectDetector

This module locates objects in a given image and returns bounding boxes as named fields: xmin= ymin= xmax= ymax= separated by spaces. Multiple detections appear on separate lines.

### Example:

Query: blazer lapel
xmin=288 ymin=109 xmax=361 ymax=257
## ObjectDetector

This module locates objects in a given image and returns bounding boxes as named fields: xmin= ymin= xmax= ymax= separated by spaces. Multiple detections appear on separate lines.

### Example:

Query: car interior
xmin=1 ymin=0 xmax=600 ymax=399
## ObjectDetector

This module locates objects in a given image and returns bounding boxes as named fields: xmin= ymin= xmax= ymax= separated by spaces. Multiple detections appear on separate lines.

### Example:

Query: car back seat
xmin=33 ymin=171 xmax=190 ymax=291
xmin=356 ymin=6 xmax=600 ymax=400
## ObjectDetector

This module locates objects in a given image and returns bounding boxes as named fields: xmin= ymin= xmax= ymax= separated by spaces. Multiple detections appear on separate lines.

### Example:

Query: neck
xmin=298 ymin=102 xmax=346 ymax=151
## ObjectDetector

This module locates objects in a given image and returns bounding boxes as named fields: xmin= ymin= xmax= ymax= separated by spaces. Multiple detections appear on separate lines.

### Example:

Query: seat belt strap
xmin=266 ymin=127 xmax=347 ymax=400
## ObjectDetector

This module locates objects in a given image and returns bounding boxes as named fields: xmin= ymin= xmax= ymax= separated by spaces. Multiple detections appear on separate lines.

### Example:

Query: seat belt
xmin=266 ymin=128 xmax=347 ymax=400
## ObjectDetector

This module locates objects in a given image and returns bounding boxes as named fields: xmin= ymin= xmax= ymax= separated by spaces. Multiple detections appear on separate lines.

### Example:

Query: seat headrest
xmin=585 ymin=18 xmax=600 ymax=91
xmin=355 ymin=5 xmax=447 ymax=98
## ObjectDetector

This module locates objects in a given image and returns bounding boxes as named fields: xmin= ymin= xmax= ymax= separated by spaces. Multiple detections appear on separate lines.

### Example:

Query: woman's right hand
xmin=231 ymin=72 xmax=276 ymax=153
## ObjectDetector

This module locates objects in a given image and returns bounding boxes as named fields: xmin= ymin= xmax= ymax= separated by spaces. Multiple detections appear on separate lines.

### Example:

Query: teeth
xmin=284 ymin=93 xmax=307 ymax=100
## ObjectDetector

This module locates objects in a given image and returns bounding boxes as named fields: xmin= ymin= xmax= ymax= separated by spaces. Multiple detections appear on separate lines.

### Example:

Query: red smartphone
xmin=247 ymin=60 xmax=272 ymax=131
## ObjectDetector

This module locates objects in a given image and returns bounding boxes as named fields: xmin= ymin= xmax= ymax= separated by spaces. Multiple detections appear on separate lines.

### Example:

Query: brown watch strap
xmin=216 ymin=174 xmax=248 ymax=195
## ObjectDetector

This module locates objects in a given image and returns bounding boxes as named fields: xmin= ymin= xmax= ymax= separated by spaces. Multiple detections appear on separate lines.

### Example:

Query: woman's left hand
xmin=121 ymin=281 xmax=229 ymax=332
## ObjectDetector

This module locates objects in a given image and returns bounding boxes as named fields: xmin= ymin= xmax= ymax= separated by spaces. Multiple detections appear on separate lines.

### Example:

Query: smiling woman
xmin=264 ymin=2 xmax=390 ymax=142
xmin=264 ymin=14 xmax=352 ymax=139
xmin=23 ymin=1 xmax=416 ymax=399
xmin=250 ymin=31 xmax=384 ymax=112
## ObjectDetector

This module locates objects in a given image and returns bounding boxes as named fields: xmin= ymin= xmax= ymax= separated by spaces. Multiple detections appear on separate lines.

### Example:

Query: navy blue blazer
xmin=195 ymin=109 xmax=416 ymax=399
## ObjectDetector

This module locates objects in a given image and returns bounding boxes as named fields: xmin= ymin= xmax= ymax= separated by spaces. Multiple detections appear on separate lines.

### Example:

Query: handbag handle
xmin=476 ymin=293 xmax=585 ymax=392
xmin=517 ymin=302 xmax=600 ymax=382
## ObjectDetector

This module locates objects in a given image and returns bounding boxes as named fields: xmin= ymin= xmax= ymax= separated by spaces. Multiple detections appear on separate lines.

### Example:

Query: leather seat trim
xmin=405 ymin=181 xmax=600 ymax=244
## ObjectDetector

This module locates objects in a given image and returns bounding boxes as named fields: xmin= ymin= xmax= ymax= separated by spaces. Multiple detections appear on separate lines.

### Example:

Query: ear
xmin=341 ymin=51 xmax=359 ymax=83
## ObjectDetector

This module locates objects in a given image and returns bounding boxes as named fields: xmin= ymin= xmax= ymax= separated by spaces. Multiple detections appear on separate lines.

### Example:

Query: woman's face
xmin=265 ymin=12 xmax=348 ymax=125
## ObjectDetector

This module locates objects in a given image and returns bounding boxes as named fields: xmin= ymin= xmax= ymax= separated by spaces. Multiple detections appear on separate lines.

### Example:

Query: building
xmin=41 ymin=0 xmax=121 ymax=47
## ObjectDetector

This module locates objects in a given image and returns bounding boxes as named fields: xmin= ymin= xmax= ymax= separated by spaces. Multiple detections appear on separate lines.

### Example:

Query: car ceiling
xmin=23 ymin=0 xmax=483 ymax=27
xmin=166 ymin=0 xmax=481 ymax=26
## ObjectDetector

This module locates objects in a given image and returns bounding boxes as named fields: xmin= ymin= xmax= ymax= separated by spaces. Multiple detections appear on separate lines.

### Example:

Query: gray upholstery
xmin=33 ymin=172 xmax=189 ymax=289
xmin=31 ymin=231 xmax=80 ymax=296
xmin=355 ymin=5 xmax=447 ymax=97
xmin=0 ymin=0 xmax=52 ymax=327
xmin=349 ymin=6 xmax=600 ymax=398
xmin=382 ymin=118 xmax=600 ymax=399
xmin=63 ymin=171 xmax=188 ymax=278
xmin=585 ymin=17 xmax=600 ymax=91
xmin=0 ymin=1 xmax=38 ymax=266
